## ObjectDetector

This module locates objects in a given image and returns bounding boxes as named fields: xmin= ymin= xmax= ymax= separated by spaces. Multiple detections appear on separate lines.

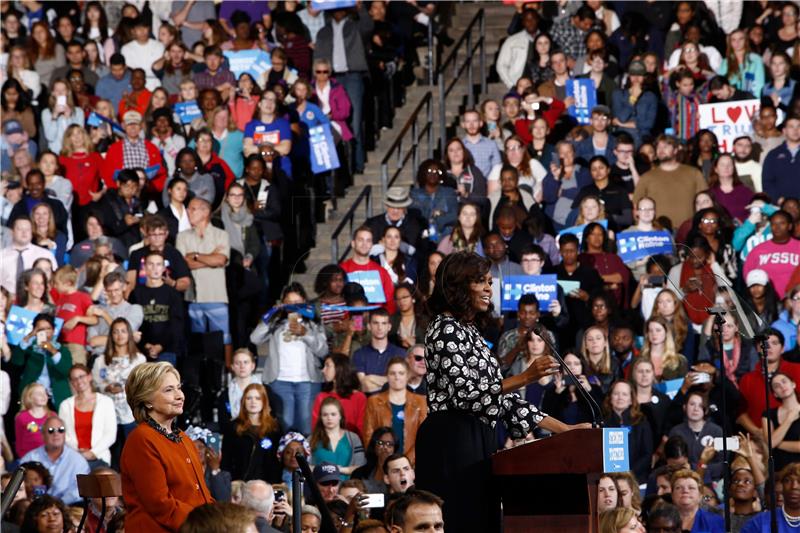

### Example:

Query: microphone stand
xmin=755 ymin=333 xmax=779 ymax=533
xmin=707 ymin=308 xmax=732 ymax=533
xmin=533 ymin=324 xmax=603 ymax=427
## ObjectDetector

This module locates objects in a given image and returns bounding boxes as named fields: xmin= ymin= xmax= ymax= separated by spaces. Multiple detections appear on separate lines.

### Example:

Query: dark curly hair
xmin=314 ymin=263 xmax=347 ymax=296
xmin=426 ymin=251 xmax=492 ymax=327
xmin=21 ymin=495 xmax=70 ymax=533
xmin=321 ymin=353 xmax=360 ymax=398
xmin=21 ymin=461 xmax=53 ymax=489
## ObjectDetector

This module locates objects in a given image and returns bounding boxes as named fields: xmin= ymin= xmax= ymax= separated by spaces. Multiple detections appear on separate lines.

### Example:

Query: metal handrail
xmin=437 ymin=8 xmax=486 ymax=155
xmin=330 ymin=184 xmax=373 ymax=262
xmin=379 ymin=92 xmax=434 ymax=194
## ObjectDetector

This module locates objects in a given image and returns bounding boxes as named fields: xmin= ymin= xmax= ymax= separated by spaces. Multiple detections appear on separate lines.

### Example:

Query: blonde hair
xmin=125 ymin=362 xmax=182 ymax=424
xmin=53 ymin=264 xmax=78 ymax=286
xmin=670 ymin=468 xmax=703 ymax=490
xmin=60 ymin=124 xmax=94 ymax=157
xmin=94 ymin=99 xmax=117 ymax=122
xmin=576 ymin=195 xmax=607 ymax=225
xmin=652 ymin=289 xmax=689 ymax=350
xmin=31 ymin=203 xmax=57 ymax=241
xmin=582 ymin=325 xmax=611 ymax=375
xmin=19 ymin=383 xmax=48 ymax=411
xmin=641 ymin=316 xmax=684 ymax=374
xmin=599 ymin=507 xmax=638 ymax=533
xmin=207 ymin=106 xmax=237 ymax=132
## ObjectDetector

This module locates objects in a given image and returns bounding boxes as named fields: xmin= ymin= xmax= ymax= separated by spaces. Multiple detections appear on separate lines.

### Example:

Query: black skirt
xmin=415 ymin=410 xmax=499 ymax=533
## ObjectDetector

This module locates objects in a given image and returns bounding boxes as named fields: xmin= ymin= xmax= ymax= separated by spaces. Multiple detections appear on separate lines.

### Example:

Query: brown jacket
xmin=363 ymin=391 xmax=427 ymax=465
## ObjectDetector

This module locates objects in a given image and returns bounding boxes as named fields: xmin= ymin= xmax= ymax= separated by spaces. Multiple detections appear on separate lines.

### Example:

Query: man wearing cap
xmin=313 ymin=462 xmax=342 ymax=503
xmin=0 ymin=119 xmax=37 ymax=174
xmin=575 ymin=106 xmax=617 ymax=166
xmin=101 ymin=110 xmax=167 ymax=195
xmin=365 ymin=187 xmax=426 ymax=250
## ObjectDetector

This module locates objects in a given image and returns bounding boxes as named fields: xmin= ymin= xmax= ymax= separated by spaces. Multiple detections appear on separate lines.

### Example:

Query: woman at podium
xmin=414 ymin=251 xmax=587 ymax=533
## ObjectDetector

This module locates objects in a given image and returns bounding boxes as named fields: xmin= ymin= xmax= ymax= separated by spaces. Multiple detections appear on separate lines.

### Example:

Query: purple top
xmin=219 ymin=1 xmax=271 ymax=25
xmin=711 ymin=184 xmax=754 ymax=222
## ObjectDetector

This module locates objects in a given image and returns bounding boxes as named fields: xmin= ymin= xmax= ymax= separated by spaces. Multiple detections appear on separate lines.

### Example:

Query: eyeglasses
xmin=47 ymin=426 xmax=66 ymax=434
xmin=315 ymin=70 xmax=330 ymax=74
xmin=413 ymin=355 xmax=424 ymax=362
xmin=228 ymin=192 xmax=245 ymax=198
xmin=702 ymin=494 xmax=715 ymax=502
xmin=637 ymin=207 xmax=654 ymax=212
xmin=425 ymin=168 xmax=443 ymax=175
xmin=376 ymin=439 xmax=395 ymax=448
xmin=319 ymin=480 xmax=339 ymax=487
xmin=700 ymin=218 xmax=718 ymax=224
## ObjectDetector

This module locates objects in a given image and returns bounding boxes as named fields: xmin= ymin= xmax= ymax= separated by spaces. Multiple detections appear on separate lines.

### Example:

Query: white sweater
xmin=58 ymin=393 xmax=117 ymax=466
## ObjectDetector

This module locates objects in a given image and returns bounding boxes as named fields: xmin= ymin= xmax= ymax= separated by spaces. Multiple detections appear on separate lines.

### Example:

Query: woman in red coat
xmin=121 ymin=363 xmax=212 ymax=532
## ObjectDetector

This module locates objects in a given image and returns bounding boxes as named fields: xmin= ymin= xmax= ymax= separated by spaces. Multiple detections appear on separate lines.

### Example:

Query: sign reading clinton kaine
xmin=617 ymin=231 xmax=673 ymax=263
xmin=501 ymin=275 xmax=557 ymax=312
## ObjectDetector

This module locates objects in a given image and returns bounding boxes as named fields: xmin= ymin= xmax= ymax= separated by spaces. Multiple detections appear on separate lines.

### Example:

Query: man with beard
xmin=633 ymin=135 xmax=706 ymax=228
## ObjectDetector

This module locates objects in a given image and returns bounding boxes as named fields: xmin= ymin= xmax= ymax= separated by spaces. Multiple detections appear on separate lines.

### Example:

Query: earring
xmin=146 ymin=404 xmax=153 ymax=409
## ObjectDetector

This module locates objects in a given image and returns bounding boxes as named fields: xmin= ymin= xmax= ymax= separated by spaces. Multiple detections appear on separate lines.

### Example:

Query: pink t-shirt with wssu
xmin=743 ymin=238 xmax=800 ymax=298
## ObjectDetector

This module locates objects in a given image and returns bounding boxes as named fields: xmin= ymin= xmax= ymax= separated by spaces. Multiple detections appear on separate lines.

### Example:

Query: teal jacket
xmin=718 ymin=53 xmax=765 ymax=97
xmin=11 ymin=340 xmax=73 ymax=410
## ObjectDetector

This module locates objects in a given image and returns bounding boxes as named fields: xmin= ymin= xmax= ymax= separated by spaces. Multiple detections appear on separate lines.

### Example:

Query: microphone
xmin=532 ymin=324 xmax=603 ymax=428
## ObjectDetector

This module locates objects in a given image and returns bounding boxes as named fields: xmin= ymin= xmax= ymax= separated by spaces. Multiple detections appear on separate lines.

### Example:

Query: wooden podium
xmin=492 ymin=428 xmax=604 ymax=533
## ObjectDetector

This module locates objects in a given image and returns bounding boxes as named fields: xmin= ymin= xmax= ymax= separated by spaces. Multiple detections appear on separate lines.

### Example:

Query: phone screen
xmin=352 ymin=315 xmax=364 ymax=331
xmin=36 ymin=331 xmax=47 ymax=344
xmin=56 ymin=95 xmax=67 ymax=107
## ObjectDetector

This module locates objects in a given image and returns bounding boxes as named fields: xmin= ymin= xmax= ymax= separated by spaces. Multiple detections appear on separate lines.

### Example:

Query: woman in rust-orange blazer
xmin=121 ymin=421 xmax=213 ymax=531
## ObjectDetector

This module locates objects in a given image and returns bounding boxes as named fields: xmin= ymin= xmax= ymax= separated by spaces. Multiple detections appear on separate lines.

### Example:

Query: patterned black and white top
xmin=424 ymin=314 xmax=547 ymax=438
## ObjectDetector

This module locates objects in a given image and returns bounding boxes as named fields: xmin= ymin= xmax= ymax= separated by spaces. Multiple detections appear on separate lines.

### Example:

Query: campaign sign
xmin=309 ymin=123 xmax=341 ymax=173
xmin=311 ymin=0 xmax=357 ymax=10
xmin=224 ymin=50 xmax=272 ymax=81
xmin=566 ymin=78 xmax=597 ymax=125
xmin=698 ymin=99 xmax=760 ymax=153
xmin=174 ymin=101 xmax=203 ymax=125
xmin=346 ymin=270 xmax=387 ymax=304
xmin=557 ymin=219 xmax=608 ymax=245
xmin=501 ymin=275 xmax=558 ymax=312
xmin=6 ymin=306 xmax=64 ymax=346
xmin=617 ymin=231 xmax=673 ymax=263
xmin=603 ymin=427 xmax=630 ymax=473
xmin=654 ymin=378 xmax=684 ymax=400
xmin=86 ymin=112 xmax=125 ymax=136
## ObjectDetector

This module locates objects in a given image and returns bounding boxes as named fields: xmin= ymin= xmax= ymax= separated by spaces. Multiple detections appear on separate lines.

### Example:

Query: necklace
xmin=146 ymin=416 xmax=182 ymax=443
xmin=782 ymin=506 xmax=800 ymax=527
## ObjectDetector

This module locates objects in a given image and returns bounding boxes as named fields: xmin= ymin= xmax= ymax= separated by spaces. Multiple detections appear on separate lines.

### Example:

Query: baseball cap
xmin=3 ymin=120 xmax=24 ymax=135
xmin=123 ymin=110 xmax=142 ymax=125
xmin=745 ymin=269 xmax=768 ymax=288
xmin=313 ymin=462 xmax=341 ymax=484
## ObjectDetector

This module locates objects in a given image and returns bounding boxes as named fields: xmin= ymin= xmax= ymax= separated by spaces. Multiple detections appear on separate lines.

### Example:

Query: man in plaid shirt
xmin=550 ymin=6 xmax=596 ymax=66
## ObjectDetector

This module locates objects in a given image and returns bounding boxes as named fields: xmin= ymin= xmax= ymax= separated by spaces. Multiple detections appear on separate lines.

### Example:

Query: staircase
xmin=290 ymin=2 xmax=515 ymax=291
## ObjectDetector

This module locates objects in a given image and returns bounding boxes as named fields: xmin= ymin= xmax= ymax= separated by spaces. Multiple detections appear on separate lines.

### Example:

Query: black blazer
xmin=365 ymin=208 xmax=427 ymax=249
xmin=220 ymin=426 xmax=283 ymax=483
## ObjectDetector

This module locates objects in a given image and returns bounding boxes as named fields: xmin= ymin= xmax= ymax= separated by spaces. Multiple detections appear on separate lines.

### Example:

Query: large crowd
xmin=7 ymin=1 xmax=800 ymax=532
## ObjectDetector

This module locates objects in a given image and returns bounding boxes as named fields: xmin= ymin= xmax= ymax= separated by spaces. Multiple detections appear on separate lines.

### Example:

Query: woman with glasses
xmin=243 ymin=89 xmax=293 ymax=177
xmin=489 ymin=135 xmax=547 ymax=202
xmin=311 ymin=58 xmax=354 ymax=147
xmin=410 ymin=159 xmax=458 ymax=243
xmin=671 ymin=469 xmax=724 ymax=532
xmin=687 ymin=206 xmax=737 ymax=283
xmin=58 ymin=363 xmax=116 ymax=469
xmin=351 ymin=427 xmax=397 ymax=493
xmin=729 ymin=468 xmax=759 ymax=533
xmin=11 ymin=314 xmax=72 ymax=411
xmin=313 ymin=353 xmax=366 ymax=437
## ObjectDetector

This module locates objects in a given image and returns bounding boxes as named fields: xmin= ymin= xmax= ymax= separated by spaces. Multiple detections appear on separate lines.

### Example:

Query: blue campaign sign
xmin=654 ymin=378 xmax=684 ymax=400
xmin=309 ymin=123 xmax=341 ymax=173
xmin=557 ymin=219 xmax=607 ymax=245
xmin=501 ymin=275 xmax=558 ymax=312
xmin=224 ymin=50 xmax=272 ymax=81
xmin=174 ymin=101 xmax=203 ymax=125
xmin=311 ymin=0 xmax=357 ymax=10
xmin=87 ymin=111 xmax=125 ymax=136
xmin=603 ymin=427 xmax=630 ymax=473
xmin=566 ymin=78 xmax=597 ymax=125
xmin=346 ymin=270 xmax=387 ymax=304
xmin=6 ymin=306 xmax=64 ymax=346
xmin=617 ymin=231 xmax=673 ymax=263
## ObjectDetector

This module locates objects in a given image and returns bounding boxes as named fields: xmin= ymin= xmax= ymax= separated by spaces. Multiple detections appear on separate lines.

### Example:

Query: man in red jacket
xmin=101 ymin=110 xmax=167 ymax=199
xmin=340 ymin=225 xmax=396 ymax=315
